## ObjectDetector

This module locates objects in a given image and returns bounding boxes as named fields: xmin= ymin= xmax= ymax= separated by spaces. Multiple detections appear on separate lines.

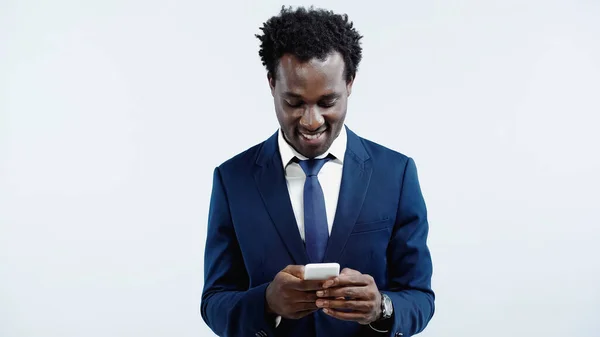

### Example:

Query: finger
xmin=340 ymin=268 xmax=361 ymax=276
xmin=317 ymin=286 xmax=367 ymax=300
xmin=301 ymin=292 xmax=319 ymax=302
xmin=324 ymin=268 xmax=360 ymax=289
xmin=282 ymin=265 xmax=305 ymax=279
xmin=323 ymin=274 xmax=373 ymax=289
xmin=322 ymin=308 xmax=368 ymax=322
xmin=295 ymin=280 xmax=325 ymax=291
xmin=296 ymin=301 xmax=318 ymax=311
xmin=316 ymin=299 xmax=372 ymax=313
xmin=286 ymin=291 xmax=318 ymax=303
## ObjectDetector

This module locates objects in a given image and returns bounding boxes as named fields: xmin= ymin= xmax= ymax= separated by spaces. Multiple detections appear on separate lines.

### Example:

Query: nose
xmin=299 ymin=106 xmax=324 ymax=132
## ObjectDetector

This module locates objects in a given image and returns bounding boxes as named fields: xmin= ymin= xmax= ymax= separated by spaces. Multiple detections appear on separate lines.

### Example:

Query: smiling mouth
xmin=299 ymin=129 xmax=326 ymax=141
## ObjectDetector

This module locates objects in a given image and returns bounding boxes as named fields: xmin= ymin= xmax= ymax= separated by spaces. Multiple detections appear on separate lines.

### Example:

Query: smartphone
xmin=303 ymin=263 xmax=340 ymax=280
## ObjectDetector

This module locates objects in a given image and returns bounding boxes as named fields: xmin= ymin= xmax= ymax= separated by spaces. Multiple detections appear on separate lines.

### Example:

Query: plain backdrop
xmin=1 ymin=0 xmax=599 ymax=336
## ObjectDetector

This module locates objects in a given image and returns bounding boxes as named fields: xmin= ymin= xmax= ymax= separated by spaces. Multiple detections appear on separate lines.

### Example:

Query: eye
xmin=318 ymin=100 xmax=337 ymax=108
xmin=285 ymin=100 xmax=303 ymax=108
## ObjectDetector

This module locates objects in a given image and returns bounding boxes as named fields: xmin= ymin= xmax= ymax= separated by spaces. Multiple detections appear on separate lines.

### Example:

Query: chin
xmin=299 ymin=143 xmax=329 ymax=158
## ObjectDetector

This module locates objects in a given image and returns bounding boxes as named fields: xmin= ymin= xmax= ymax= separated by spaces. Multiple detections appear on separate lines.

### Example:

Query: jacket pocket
xmin=350 ymin=218 xmax=392 ymax=234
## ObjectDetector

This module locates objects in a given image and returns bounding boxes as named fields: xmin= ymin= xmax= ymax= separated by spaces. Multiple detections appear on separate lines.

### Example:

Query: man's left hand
xmin=315 ymin=268 xmax=382 ymax=325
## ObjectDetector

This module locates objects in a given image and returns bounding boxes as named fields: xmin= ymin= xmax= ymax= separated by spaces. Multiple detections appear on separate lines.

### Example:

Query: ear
xmin=268 ymin=73 xmax=276 ymax=97
xmin=346 ymin=75 xmax=355 ymax=97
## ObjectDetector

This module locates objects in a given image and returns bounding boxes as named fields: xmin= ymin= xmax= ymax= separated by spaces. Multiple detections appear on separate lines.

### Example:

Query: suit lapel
xmin=324 ymin=128 xmax=372 ymax=262
xmin=253 ymin=132 xmax=309 ymax=266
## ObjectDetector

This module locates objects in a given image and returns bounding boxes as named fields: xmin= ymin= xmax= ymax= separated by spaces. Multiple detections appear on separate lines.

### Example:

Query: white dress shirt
xmin=277 ymin=127 xmax=347 ymax=241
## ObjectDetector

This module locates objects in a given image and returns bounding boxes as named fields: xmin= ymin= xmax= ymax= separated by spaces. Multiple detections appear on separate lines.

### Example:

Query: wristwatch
xmin=380 ymin=292 xmax=393 ymax=320
xmin=368 ymin=293 xmax=394 ymax=333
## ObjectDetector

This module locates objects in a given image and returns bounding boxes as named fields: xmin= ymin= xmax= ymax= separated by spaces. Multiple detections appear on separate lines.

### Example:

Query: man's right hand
xmin=265 ymin=265 xmax=324 ymax=319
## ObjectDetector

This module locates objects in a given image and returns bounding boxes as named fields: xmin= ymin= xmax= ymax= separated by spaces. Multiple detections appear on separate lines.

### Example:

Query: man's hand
xmin=266 ymin=265 xmax=324 ymax=319
xmin=315 ymin=268 xmax=382 ymax=325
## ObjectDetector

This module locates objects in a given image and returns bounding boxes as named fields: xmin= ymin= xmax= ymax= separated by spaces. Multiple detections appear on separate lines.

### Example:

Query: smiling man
xmin=200 ymin=6 xmax=435 ymax=337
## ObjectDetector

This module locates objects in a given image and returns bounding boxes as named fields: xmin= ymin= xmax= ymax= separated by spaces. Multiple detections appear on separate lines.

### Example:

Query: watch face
xmin=382 ymin=294 xmax=392 ymax=317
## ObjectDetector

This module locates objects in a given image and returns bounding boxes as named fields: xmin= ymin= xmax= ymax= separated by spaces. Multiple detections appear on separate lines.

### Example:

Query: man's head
xmin=256 ymin=6 xmax=363 ymax=158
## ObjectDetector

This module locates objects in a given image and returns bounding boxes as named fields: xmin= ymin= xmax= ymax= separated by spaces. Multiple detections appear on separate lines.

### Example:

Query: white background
xmin=1 ymin=1 xmax=599 ymax=336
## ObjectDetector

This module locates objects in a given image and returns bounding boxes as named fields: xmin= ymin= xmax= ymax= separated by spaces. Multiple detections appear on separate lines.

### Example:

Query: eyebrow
xmin=283 ymin=92 xmax=340 ymax=100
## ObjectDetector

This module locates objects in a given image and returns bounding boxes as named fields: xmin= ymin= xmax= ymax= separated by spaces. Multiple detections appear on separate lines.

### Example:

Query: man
xmin=201 ymin=6 xmax=434 ymax=337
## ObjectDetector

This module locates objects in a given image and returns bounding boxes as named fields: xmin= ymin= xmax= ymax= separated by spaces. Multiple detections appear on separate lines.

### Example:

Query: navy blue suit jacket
xmin=201 ymin=127 xmax=434 ymax=337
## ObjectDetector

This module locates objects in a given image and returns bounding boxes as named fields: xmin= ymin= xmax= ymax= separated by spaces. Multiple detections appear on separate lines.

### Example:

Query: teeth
xmin=301 ymin=132 xmax=322 ymax=140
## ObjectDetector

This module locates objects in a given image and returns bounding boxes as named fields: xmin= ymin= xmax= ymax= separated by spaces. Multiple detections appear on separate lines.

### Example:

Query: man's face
xmin=269 ymin=51 xmax=353 ymax=158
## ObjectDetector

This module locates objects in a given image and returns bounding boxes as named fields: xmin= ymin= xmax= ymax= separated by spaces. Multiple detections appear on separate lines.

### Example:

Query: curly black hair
xmin=255 ymin=6 xmax=363 ymax=83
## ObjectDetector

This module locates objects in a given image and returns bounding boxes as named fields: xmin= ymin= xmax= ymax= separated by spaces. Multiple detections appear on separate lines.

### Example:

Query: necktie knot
xmin=298 ymin=158 xmax=330 ymax=177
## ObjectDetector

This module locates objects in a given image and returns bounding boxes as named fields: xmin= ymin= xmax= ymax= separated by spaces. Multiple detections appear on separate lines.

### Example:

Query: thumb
xmin=282 ymin=265 xmax=305 ymax=279
xmin=340 ymin=267 xmax=361 ymax=276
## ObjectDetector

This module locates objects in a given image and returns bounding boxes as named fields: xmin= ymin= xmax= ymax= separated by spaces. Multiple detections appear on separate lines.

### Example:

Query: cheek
xmin=274 ymin=105 xmax=287 ymax=126
xmin=274 ymin=100 xmax=288 ymax=117
xmin=327 ymin=105 xmax=347 ymax=122
xmin=329 ymin=98 xmax=347 ymax=117
xmin=274 ymin=107 xmax=297 ymax=128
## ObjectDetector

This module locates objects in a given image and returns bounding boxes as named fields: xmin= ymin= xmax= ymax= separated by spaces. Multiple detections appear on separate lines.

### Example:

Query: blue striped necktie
xmin=298 ymin=157 xmax=330 ymax=263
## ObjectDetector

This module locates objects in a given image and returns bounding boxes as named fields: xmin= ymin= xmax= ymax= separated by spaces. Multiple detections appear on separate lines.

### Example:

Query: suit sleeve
xmin=200 ymin=167 xmax=275 ymax=337
xmin=383 ymin=157 xmax=435 ymax=336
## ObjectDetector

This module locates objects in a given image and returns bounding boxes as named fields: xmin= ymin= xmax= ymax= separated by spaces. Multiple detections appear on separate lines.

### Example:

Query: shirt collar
xmin=278 ymin=126 xmax=347 ymax=169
